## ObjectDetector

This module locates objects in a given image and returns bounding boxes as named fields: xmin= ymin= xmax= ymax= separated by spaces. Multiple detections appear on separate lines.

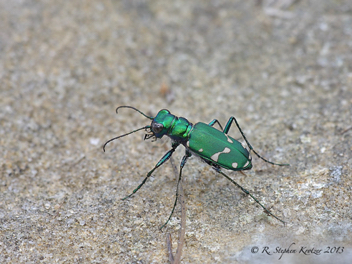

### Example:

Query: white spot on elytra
xmin=186 ymin=141 xmax=190 ymax=147
xmin=211 ymin=147 xmax=231 ymax=162
xmin=225 ymin=134 xmax=233 ymax=143
xmin=232 ymin=162 xmax=238 ymax=168
xmin=198 ymin=148 xmax=203 ymax=152
xmin=244 ymin=160 xmax=250 ymax=168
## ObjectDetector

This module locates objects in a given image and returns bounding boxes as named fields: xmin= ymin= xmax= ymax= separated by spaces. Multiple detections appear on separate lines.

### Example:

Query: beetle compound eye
xmin=152 ymin=122 xmax=164 ymax=134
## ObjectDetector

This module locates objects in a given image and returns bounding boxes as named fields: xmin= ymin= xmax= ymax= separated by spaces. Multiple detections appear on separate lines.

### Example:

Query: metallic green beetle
xmin=103 ymin=106 xmax=289 ymax=229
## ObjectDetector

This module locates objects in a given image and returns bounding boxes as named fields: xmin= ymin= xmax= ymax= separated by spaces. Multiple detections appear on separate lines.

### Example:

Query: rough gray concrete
xmin=1 ymin=0 xmax=351 ymax=263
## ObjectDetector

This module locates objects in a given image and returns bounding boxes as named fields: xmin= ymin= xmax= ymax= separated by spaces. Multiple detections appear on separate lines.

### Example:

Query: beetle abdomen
xmin=187 ymin=122 xmax=252 ymax=171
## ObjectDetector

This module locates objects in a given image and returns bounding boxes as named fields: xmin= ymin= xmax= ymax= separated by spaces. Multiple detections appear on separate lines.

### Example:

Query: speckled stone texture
xmin=1 ymin=0 xmax=351 ymax=263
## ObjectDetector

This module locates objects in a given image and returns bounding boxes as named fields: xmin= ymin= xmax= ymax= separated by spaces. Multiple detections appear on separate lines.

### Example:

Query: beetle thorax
xmin=151 ymin=109 xmax=193 ymax=142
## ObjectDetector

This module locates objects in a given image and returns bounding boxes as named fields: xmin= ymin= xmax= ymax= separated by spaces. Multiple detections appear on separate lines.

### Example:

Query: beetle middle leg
xmin=160 ymin=150 xmax=192 ymax=230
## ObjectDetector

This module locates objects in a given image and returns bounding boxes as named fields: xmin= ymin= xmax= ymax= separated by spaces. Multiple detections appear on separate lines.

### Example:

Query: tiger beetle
xmin=103 ymin=106 xmax=289 ymax=230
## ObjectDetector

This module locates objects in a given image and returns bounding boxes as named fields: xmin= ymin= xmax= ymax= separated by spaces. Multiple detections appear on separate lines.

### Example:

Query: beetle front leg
xmin=122 ymin=142 xmax=180 ymax=200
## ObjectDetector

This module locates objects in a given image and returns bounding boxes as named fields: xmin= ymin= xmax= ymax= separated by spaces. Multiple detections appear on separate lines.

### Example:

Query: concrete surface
xmin=1 ymin=0 xmax=352 ymax=263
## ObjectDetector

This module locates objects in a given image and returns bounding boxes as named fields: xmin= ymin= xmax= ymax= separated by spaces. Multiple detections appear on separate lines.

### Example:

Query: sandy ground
xmin=1 ymin=0 xmax=352 ymax=263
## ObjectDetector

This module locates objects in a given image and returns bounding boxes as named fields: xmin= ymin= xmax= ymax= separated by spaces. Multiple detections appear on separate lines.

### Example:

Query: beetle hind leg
xmin=223 ymin=117 xmax=289 ymax=167
xmin=208 ymin=119 xmax=224 ymax=131
xmin=215 ymin=167 xmax=285 ymax=225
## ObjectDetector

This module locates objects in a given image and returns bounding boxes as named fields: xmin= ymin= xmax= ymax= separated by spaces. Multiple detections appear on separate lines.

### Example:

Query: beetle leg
xmin=208 ymin=119 xmax=224 ymax=131
xmin=223 ymin=117 xmax=289 ymax=166
xmin=122 ymin=143 xmax=180 ymax=200
xmin=160 ymin=150 xmax=192 ymax=230
xmin=215 ymin=167 xmax=285 ymax=225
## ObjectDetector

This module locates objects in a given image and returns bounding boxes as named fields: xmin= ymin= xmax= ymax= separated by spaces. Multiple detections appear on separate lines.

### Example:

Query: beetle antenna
xmin=103 ymin=125 xmax=151 ymax=152
xmin=116 ymin=106 xmax=154 ymax=120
